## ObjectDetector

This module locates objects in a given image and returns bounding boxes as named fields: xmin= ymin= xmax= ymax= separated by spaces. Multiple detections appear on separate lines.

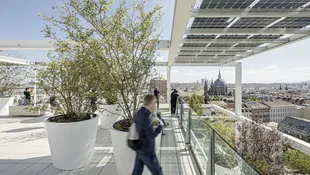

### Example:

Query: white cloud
xmin=246 ymin=65 xmax=283 ymax=74
xmin=292 ymin=66 xmax=310 ymax=72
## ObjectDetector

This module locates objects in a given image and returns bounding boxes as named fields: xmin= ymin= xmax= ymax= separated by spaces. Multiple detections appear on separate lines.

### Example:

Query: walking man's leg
xmin=139 ymin=154 xmax=162 ymax=175
xmin=172 ymin=102 xmax=176 ymax=114
xmin=132 ymin=154 xmax=144 ymax=175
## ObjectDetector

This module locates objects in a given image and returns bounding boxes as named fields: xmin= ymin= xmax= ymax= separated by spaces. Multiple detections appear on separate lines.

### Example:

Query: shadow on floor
xmin=2 ymin=127 xmax=44 ymax=133
xmin=20 ymin=116 xmax=51 ymax=124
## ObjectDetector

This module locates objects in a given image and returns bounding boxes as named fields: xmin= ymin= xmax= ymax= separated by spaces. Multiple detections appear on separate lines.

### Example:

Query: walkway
xmin=0 ymin=108 xmax=199 ymax=175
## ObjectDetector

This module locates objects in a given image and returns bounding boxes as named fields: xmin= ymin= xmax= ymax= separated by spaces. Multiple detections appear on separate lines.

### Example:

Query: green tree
xmin=189 ymin=93 xmax=204 ymax=116
xmin=41 ymin=0 xmax=162 ymax=126
xmin=284 ymin=148 xmax=310 ymax=174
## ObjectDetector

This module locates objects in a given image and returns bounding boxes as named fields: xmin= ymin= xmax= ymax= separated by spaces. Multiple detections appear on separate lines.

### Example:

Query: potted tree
xmin=99 ymin=91 xmax=122 ymax=129
xmin=41 ymin=0 xmax=162 ymax=173
xmin=34 ymin=52 xmax=107 ymax=170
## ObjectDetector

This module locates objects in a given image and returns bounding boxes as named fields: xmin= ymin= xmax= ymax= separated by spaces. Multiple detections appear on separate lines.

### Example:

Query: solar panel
xmin=198 ymin=55 xmax=216 ymax=57
xmin=218 ymin=35 xmax=249 ymax=39
xmin=177 ymin=54 xmax=196 ymax=57
xmin=203 ymin=50 xmax=228 ymax=52
xmin=186 ymin=35 xmax=216 ymax=39
xmin=236 ymin=43 xmax=263 ymax=47
xmin=209 ymin=43 xmax=236 ymax=47
xmin=272 ymin=17 xmax=310 ymax=28
xmin=225 ymin=50 xmax=248 ymax=52
xmin=182 ymin=43 xmax=208 ymax=47
xmin=200 ymin=0 xmax=253 ymax=9
xmin=231 ymin=17 xmax=279 ymax=28
xmin=251 ymin=35 xmax=283 ymax=39
xmin=217 ymin=55 xmax=236 ymax=57
xmin=191 ymin=18 xmax=230 ymax=28
xmin=253 ymin=0 xmax=310 ymax=9
xmin=179 ymin=50 xmax=199 ymax=53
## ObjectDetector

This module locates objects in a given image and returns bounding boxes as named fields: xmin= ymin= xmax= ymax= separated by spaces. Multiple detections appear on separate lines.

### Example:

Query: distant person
xmin=153 ymin=88 xmax=160 ymax=109
xmin=23 ymin=88 xmax=31 ymax=105
xmin=132 ymin=94 xmax=163 ymax=175
xmin=170 ymin=90 xmax=179 ymax=115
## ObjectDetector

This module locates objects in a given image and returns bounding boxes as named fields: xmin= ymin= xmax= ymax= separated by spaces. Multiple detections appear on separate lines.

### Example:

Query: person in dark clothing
xmin=24 ymin=88 xmax=31 ymax=105
xmin=153 ymin=88 xmax=160 ymax=109
xmin=132 ymin=94 xmax=163 ymax=175
xmin=170 ymin=90 xmax=179 ymax=115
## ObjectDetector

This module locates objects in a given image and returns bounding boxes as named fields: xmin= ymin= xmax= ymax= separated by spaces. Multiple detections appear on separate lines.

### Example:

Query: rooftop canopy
xmin=168 ymin=0 xmax=310 ymax=67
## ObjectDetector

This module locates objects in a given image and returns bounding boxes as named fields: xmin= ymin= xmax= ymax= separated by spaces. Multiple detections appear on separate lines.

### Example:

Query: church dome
xmin=213 ymin=70 xmax=226 ymax=87
xmin=214 ymin=78 xmax=226 ymax=87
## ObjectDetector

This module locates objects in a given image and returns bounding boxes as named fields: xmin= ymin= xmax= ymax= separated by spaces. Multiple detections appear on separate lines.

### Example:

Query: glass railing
xmin=175 ymin=97 xmax=260 ymax=175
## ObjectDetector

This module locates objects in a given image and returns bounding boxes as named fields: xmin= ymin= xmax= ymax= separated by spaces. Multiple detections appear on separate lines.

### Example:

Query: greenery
xmin=284 ymin=148 xmax=310 ymax=174
xmin=237 ymin=121 xmax=285 ymax=175
xmin=215 ymin=153 xmax=238 ymax=169
xmin=249 ymin=96 xmax=260 ymax=102
xmin=105 ymin=92 xmax=119 ymax=105
xmin=35 ymin=54 xmax=107 ymax=122
xmin=189 ymin=93 xmax=204 ymax=115
xmin=206 ymin=119 xmax=235 ymax=147
xmin=41 ymin=0 xmax=162 ymax=126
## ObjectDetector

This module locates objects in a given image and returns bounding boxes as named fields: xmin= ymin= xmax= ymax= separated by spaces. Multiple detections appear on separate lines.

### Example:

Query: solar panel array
xmin=176 ymin=0 xmax=310 ymax=64
xmin=200 ymin=0 xmax=310 ymax=9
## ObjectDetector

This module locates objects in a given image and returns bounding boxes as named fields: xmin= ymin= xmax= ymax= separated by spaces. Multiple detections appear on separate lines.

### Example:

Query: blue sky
xmin=1 ymin=0 xmax=310 ymax=83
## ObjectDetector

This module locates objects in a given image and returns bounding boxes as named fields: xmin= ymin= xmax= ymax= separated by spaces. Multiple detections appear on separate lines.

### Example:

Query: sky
xmin=1 ymin=0 xmax=310 ymax=83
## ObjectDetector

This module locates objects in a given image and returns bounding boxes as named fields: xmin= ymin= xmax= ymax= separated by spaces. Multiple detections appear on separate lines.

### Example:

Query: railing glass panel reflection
xmin=175 ymin=97 xmax=260 ymax=175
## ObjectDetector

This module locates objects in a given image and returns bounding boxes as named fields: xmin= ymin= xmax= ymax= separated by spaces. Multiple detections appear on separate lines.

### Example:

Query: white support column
xmin=235 ymin=62 xmax=242 ymax=116
xmin=167 ymin=66 xmax=171 ymax=104
xmin=33 ymin=69 xmax=37 ymax=106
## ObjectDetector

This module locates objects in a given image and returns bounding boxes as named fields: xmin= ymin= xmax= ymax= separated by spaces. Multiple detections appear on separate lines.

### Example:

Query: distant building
xmin=205 ymin=70 xmax=228 ymax=96
xmin=263 ymin=101 xmax=297 ymax=123
xmin=201 ymin=79 xmax=205 ymax=85
xmin=150 ymin=78 xmax=167 ymax=96
xmin=244 ymin=102 xmax=270 ymax=123
xmin=296 ymin=105 xmax=310 ymax=120
xmin=278 ymin=117 xmax=310 ymax=142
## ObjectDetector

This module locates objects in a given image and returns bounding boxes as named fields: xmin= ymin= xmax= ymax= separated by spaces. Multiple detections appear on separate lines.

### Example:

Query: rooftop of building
xmin=263 ymin=101 xmax=297 ymax=108
xmin=279 ymin=117 xmax=310 ymax=135
xmin=244 ymin=102 xmax=269 ymax=110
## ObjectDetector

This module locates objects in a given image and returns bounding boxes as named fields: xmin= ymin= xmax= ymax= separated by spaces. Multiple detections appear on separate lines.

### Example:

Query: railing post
xmin=176 ymin=97 xmax=179 ymax=117
xmin=185 ymin=108 xmax=192 ymax=145
xmin=180 ymin=101 xmax=184 ymax=127
xmin=207 ymin=129 xmax=215 ymax=175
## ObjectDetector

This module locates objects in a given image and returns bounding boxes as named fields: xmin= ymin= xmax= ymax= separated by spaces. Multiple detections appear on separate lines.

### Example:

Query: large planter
xmin=99 ymin=104 xmax=122 ymax=129
xmin=44 ymin=115 xmax=99 ymax=170
xmin=214 ymin=153 xmax=239 ymax=175
xmin=0 ymin=97 xmax=14 ymax=116
xmin=110 ymin=119 xmax=162 ymax=175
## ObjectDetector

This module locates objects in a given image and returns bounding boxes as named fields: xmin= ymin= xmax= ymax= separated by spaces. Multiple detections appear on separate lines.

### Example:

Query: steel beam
xmin=0 ymin=56 xmax=32 ymax=65
xmin=168 ymin=0 xmax=196 ymax=66
xmin=180 ymin=47 xmax=259 ymax=51
xmin=191 ymin=9 xmax=310 ymax=18
xmin=180 ymin=38 xmax=288 ymax=44
xmin=0 ymin=40 xmax=171 ymax=50
xmin=178 ymin=51 xmax=247 ymax=55
xmin=185 ymin=28 xmax=310 ymax=35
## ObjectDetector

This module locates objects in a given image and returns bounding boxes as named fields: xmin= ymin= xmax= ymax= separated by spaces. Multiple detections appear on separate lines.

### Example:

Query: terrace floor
xmin=0 ymin=106 xmax=200 ymax=175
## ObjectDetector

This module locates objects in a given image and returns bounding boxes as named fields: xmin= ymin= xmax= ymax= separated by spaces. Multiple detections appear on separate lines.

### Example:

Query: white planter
xmin=0 ymin=97 xmax=14 ymax=116
xmin=44 ymin=115 xmax=99 ymax=170
xmin=110 ymin=119 xmax=162 ymax=175
xmin=99 ymin=105 xmax=122 ymax=129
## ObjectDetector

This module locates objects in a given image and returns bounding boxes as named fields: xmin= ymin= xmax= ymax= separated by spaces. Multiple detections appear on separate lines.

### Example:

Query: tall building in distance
xmin=150 ymin=77 xmax=167 ymax=98
xmin=204 ymin=70 xmax=228 ymax=96
xmin=201 ymin=79 xmax=205 ymax=85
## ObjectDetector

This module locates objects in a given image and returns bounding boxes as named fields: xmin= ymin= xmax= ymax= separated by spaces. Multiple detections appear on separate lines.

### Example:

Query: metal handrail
xmin=176 ymin=96 xmax=261 ymax=175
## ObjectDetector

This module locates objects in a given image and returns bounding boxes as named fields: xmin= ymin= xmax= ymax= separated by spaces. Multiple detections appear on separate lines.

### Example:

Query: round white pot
xmin=44 ymin=115 xmax=99 ymax=170
xmin=99 ymin=105 xmax=122 ymax=129
xmin=110 ymin=119 xmax=162 ymax=175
